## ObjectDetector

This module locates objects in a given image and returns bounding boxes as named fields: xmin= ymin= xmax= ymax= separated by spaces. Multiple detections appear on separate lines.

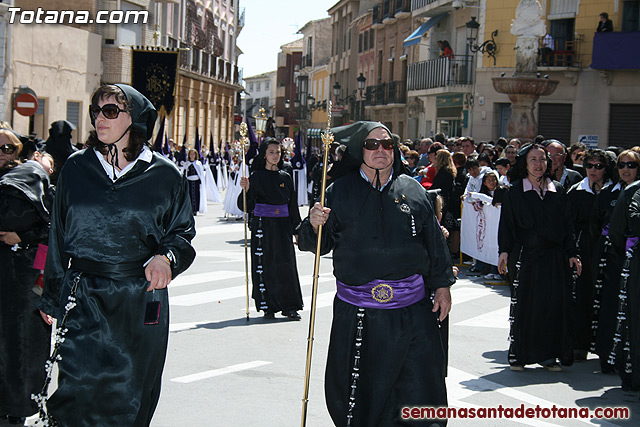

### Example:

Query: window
xmin=359 ymin=33 xmax=363 ymax=53
xmin=369 ymin=30 xmax=374 ymax=50
xmin=622 ymin=0 xmax=640 ymax=31
xmin=363 ymin=30 xmax=368 ymax=51
xmin=66 ymin=101 xmax=80 ymax=128
xmin=256 ymin=82 xmax=261 ymax=91
xmin=102 ymin=0 xmax=117 ymax=44
xmin=249 ymin=83 xmax=253 ymax=91
xmin=265 ymin=80 xmax=270 ymax=90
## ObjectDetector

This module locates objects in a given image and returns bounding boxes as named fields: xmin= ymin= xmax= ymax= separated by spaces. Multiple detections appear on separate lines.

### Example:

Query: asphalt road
xmin=15 ymin=198 xmax=640 ymax=427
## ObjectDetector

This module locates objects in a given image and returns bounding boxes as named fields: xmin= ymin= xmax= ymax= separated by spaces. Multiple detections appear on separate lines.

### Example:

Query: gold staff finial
xmin=321 ymin=101 xmax=334 ymax=149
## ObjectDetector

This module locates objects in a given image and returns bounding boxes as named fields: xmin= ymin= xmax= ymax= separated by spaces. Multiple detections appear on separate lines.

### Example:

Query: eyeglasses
xmin=585 ymin=163 xmax=605 ymax=170
xmin=0 ymin=144 xmax=17 ymax=154
xmin=89 ymin=104 xmax=127 ymax=120
xmin=363 ymin=138 xmax=394 ymax=151
xmin=618 ymin=161 xmax=639 ymax=169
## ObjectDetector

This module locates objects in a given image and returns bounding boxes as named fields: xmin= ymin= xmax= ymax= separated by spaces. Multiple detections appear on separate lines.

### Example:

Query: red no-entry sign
xmin=14 ymin=92 xmax=38 ymax=116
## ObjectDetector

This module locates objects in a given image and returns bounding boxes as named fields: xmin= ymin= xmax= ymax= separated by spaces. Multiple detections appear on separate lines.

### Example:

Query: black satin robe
xmin=498 ymin=179 xmax=578 ymax=366
xmin=0 ymin=162 xmax=53 ymax=418
xmin=590 ymin=184 xmax=623 ymax=366
xmin=298 ymin=171 xmax=455 ymax=426
xmin=608 ymin=181 xmax=640 ymax=388
xmin=239 ymin=168 xmax=303 ymax=314
xmin=567 ymin=180 xmax=598 ymax=352
xmin=37 ymin=149 xmax=196 ymax=426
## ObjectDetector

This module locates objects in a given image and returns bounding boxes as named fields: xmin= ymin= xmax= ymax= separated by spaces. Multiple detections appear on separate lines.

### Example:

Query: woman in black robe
xmin=36 ymin=84 xmax=196 ymax=426
xmin=299 ymin=122 xmax=454 ymax=426
xmin=591 ymin=149 xmax=639 ymax=373
xmin=498 ymin=143 xmax=581 ymax=371
xmin=239 ymin=138 xmax=303 ymax=320
xmin=0 ymin=131 xmax=54 ymax=425
xmin=566 ymin=149 xmax=611 ymax=360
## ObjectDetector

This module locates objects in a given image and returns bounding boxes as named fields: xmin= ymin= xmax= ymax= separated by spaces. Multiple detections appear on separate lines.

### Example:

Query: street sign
xmin=578 ymin=134 xmax=599 ymax=149
xmin=14 ymin=92 xmax=38 ymax=116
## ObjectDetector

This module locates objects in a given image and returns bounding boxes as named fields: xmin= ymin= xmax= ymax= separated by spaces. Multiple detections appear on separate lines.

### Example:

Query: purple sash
xmin=336 ymin=274 xmax=426 ymax=309
xmin=601 ymin=224 xmax=610 ymax=236
xmin=254 ymin=203 xmax=288 ymax=218
xmin=627 ymin=237 xmax=639 ymax=253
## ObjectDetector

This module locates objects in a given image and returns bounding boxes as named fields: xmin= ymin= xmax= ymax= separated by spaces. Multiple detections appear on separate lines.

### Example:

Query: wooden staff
xmin=301 ymin=101 xmax=334 ymax=426
xmin=238 ymin=122 xmax=250 ymax=321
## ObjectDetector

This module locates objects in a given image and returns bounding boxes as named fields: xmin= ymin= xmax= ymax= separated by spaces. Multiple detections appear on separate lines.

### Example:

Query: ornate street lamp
xmin=254 ymin=106 xmax=268 ymax=139
xmin=284 ymin=99 xmax=290 ymax=109
xmin=466 ymin=17 xmax=499 ymax=66
xmin=356 ymin=73 xmax=366 ymax=97
xmin=332 ymin=82 xmax=341 ymax=98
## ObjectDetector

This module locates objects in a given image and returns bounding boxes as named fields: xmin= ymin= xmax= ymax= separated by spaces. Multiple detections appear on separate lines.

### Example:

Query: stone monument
xmin=491 ymin=0 xmax=558 ymax=142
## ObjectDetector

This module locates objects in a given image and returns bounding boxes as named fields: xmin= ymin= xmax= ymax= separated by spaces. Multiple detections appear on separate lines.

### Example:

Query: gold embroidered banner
xmin=131 ymin=49 xmax=178 ymax=115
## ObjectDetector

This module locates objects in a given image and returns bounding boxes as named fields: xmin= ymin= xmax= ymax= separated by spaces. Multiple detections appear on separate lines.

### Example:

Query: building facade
xmin=274 ymin=38 xmax=302 ymax=139
xmin=242 ymin=70 xmax=276 ymax=120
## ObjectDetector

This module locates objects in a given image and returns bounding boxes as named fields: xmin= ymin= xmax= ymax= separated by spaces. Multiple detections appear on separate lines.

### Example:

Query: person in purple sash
xmin=239 ymin=137 xmax=303 ymax=320
xmin=298 ymin=121 xmax=454 ymax=426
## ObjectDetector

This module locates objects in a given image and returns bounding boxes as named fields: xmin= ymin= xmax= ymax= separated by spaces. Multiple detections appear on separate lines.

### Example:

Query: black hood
xmin=90 ymin=84 xmax=157 ymax=140
xmin=331 ymin=121 xmax=403 ymax=175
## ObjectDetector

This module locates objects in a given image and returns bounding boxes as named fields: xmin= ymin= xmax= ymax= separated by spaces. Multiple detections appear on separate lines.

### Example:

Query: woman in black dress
xmin=498 ymin=143 xmax=581 ymax=371
xmin=36 ymin=84 xmax=196 ymax=426
xmin=592 ymin=149 xmax=640 ymax=373
xmin=239 ymin=138 xmax=303 ymax=320
xmin=0 ymin=130 xmax=54 ymax=425
xmin=567 ymin=149 xmax=612 ymax=360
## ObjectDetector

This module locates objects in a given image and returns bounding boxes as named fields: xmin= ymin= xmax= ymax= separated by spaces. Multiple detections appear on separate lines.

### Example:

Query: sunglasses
xmin=0 ymin=144 xmax=17 ymax=154
xmin=618 ymin=161 xmax=639 ymax=169
xmin=89 ymin=104 xmax=128 ymax=120
xmin=584 ymin=163 xmax=605 ymax=170
xmin=363 ymin=138 xmax=394 ymax=151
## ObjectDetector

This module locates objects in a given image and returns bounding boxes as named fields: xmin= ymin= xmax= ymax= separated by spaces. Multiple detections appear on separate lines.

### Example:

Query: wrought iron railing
xmin=407 ymin=55 xmax=474 ymax=90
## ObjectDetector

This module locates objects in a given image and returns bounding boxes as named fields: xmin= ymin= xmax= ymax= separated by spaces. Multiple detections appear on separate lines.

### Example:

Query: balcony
xmin=590 ymin=32 xmax=640 ymax=70
xmin=383 ymin=0 xmax=397 ymax=24
xmin=372 ymin=5 xmax=384 ymax=29
xmin=179 ymin=46 xmax=240 ymax=85
xmin=407 ymin=55 xmax=474 ymax=91
xmin=538 ymin=34 xmax=584 ymax=68
xmin=396 ymin=0 xmax=411 ymax=18
xmin=411 ymin=0 xmax=440 ymax=10
xmin=365 ymin=80 xmax=407 ymax=106
xmin=300 ymin=54 xmax=313 ymax=69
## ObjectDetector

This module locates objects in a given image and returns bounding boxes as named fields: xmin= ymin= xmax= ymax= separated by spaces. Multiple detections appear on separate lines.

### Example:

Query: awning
xmin=307 ymin=128 xmax=323 ymax=138
xmin=403 ymin=13 xmax=448 ymax=48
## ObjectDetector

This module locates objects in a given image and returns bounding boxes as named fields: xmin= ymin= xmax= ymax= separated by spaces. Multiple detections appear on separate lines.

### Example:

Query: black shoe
xmin=283 ymin=311 xmax=301 ymax=321
xmin=263 ymin=311 xmax=275 ymax=319
xmin=7 ymin=416 xmax=25 ymax=425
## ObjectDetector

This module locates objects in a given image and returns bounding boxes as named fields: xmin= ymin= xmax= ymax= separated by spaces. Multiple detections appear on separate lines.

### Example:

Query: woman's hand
xmin=239 ymin=177 xmax=250 ymax=191
xmin=39 ymin=310 xmax=54 ymax=325
xmin=309 ymin=202 xmax=331 ymax=234
xmin=498 ymin=252 xmax=509 ymax=275
xmin=145 ymin=256 xmax=172 ymax=292
xmin=0 ymin=231 xmax=21 ymax=245
xmin=569 ymin=257 xmax=582 ymax=276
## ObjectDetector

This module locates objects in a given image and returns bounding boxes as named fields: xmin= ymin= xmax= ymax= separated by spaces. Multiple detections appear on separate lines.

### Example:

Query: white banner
xmin=460 ymin=192 xmax=501 ymax=266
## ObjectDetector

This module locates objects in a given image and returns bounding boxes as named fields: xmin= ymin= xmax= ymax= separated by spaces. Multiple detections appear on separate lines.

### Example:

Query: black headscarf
xmin=45 ymin=120 xmax=76 ymax=183
xmin=332 ymin=121 xmax=403 ymax=189
xmin=250 ymin=137 xmax=284 ymax=173
xmin=91 ymin=84 xmax=157 ymax=174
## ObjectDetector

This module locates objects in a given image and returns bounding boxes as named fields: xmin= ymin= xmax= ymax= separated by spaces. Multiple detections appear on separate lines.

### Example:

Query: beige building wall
xmin=8 ymin=23 xmax=101 ymax=142
xmin=471 ymin=0 xmax=640 ymax=147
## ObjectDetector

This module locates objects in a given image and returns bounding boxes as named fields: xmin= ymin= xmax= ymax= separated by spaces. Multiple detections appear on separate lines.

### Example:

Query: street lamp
xmin=466 ymin=16 xmax=499 ymax=66
xmin=254 ymin=106 xmax=268 ymax=139
xmin=284 ymin=99 xmax=290 ymax=109
xmin=333 ymin=82 xmax=341 ymax=98
xmin=356 ymin=73 xmax=366 ymax=97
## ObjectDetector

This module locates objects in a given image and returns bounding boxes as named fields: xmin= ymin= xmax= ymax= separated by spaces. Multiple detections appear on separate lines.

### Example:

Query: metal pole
xmin=301 ymin=101 xmax=334 ymax=427
xmin=238 ymin=122 xmax=251 ymax=321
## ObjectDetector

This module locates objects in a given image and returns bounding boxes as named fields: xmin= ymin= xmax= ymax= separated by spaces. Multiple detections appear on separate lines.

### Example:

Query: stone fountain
xmin=491 ymin=0 xmax=559 ymax=142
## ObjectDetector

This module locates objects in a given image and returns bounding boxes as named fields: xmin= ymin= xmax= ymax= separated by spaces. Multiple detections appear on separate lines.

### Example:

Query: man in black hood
xmin=298 ymin=121 xmax=454 ymax=426
xmin=44 ymin=120 xmax=76 ymax=183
